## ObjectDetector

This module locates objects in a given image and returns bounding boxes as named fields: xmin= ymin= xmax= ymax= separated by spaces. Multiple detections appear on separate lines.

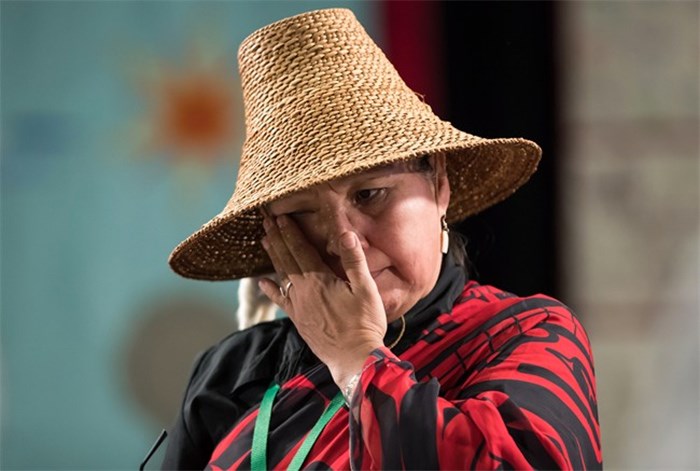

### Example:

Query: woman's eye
xmin=354 ymin=188 xmax=385 ymax=205
xmin=287 ymin=210 xmax=312 ymax=218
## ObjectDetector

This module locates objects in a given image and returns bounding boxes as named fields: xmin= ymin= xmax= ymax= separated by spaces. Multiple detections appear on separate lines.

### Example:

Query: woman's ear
xmin=433 ymin=153 xmax=451 ymax=214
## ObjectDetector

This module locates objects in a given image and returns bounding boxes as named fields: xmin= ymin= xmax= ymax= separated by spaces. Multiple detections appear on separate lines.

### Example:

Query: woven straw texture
xmin=168 ymin=8 xmax=541 ymax=281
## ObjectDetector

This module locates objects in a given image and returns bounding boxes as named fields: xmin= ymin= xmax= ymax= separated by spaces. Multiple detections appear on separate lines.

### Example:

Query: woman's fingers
xmin=263 ymin=214 xmax=330 ymax=276
xmin=275 ymin=215 xmax=329 ymax=273
xmin=262 ymin=216 xmax=301 ymax=277
xmin=257 ymin=277 xmax=290 ymax=311
xmin=338 ymin=231 xmax=374 ymax=289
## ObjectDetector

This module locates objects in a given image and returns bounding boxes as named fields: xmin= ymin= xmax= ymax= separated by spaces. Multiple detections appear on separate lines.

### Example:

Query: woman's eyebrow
xmin=348 ymin=165 xmax=404 ymax=183
xmin=353 ymin=175 xmax=388 ymax=184
xmin=270 ymin=166 xmax=403 ymax=214
xmin=267 ymin=196 xmax=313 ymax=215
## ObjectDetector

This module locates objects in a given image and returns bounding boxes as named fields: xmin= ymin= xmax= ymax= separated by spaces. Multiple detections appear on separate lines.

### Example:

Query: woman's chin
xmin=381 ymin=295 xmax=406 ymax=323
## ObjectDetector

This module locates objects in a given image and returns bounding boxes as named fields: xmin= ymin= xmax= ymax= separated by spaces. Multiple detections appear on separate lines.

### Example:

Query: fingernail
xmin=261 ymin=237 xmax=269 ymax=250
xmin=340 ymin=232 xmax=356 ymax=249
xmin=263 ymin=218 xmax=271 ymax=231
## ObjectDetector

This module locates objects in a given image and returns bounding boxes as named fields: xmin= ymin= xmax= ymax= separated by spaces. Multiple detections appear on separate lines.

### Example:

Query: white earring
xmin=440 ymin=215 xmax=449 ymax=254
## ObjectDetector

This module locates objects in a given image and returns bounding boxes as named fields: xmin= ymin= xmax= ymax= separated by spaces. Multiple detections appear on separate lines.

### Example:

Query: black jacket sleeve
xmin=161 ymin=348 xmax=219 ymax=470
xmin=160 ymin=319 xmax=311 ymax=470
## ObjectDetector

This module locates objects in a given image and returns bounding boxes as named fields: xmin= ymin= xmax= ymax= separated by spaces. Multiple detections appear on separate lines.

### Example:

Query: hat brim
xmin=168 ymin=136 xmax=540 ymax=281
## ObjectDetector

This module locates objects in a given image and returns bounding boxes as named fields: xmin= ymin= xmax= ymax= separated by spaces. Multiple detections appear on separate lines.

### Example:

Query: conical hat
xmin=169 ymin=8 xmax=541 ymax=280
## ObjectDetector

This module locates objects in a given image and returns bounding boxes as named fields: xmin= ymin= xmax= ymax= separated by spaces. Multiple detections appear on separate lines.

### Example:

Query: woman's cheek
xmin=398 ymin=224 xmax=439 ymax=275
xmin=297 ymin=218 xmax=324 ymax=246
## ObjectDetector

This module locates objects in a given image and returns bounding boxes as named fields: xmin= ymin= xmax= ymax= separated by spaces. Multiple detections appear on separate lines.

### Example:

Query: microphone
xmin=139 ymin=429 xmax=168 ymax=471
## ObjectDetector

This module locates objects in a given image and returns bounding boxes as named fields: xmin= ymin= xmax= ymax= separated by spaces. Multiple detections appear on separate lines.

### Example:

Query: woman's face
xmin=267 ymin=155 xmax=451 ymax=322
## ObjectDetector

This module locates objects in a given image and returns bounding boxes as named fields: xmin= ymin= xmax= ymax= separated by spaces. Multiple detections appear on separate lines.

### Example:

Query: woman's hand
xmin=258 ymin=214 xmax=386 ymax=389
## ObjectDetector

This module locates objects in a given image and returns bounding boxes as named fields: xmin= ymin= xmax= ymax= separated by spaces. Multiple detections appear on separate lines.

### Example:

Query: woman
xmin=162 ymin=8 xmax=602 ymax=470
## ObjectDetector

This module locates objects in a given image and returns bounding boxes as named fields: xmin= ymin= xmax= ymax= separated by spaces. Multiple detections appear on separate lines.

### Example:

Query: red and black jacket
xmin=162 ymin=260 xmax=602 ymax=470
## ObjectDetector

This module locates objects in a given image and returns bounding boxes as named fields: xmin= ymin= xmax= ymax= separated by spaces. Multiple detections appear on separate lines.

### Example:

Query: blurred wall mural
xmin=1 ymin=1 xmax=697 ymax=470
xmin=1 ymin=2 xmax=376 ymax=469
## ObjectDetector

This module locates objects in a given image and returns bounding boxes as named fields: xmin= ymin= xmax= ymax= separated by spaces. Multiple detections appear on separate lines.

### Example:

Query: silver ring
xmin=280 ymin=280 xmax=293 ymax=298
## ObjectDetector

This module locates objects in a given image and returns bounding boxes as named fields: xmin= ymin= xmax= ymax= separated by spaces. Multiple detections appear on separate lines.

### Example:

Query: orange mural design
xmin=129 ymin=45 xmax=243 ymax=167
xmin=148 ymin=64 xmax=239 ymax=162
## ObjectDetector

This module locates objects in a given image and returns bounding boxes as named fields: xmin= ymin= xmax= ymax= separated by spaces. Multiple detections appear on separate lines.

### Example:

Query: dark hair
xmin=448 ymin=230 xmax=471 ymax=277
xmin=409 ymin=154 xmax=471 ymax=277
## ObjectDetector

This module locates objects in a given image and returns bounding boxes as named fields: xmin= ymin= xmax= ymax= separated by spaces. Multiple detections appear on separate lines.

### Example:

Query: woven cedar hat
xmin=169 ymin=8 xmax=541 ymax=281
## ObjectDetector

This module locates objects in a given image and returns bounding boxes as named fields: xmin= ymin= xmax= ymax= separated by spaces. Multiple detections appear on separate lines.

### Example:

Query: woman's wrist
xmin=330 ymin=342 xmax=381 ymax=396
xmin=339 ymin=358 xmax=379 ymax=405
xmin=332 ymin=360 xmax=371 ymax=391
xmin=341 ymin=370 xmax=363 ymax=405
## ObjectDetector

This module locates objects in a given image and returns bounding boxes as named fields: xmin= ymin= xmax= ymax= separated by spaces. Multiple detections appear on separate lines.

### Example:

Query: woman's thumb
xmin=339 ymin=232 xmax=372 ymax=287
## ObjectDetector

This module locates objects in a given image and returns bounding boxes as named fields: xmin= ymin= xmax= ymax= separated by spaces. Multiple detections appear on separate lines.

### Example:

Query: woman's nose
xmin=323 ymin=209 xmax=362 ymax=257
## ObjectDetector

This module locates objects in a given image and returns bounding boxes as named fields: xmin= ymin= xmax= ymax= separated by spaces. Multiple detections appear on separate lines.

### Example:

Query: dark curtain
xmin=381 ymin=1 xmax=561 ymax=297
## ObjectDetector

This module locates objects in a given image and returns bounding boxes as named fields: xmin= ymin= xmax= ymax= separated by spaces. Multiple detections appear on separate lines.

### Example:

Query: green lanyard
xmin=251 ymin=383 xmax=345 ymax=471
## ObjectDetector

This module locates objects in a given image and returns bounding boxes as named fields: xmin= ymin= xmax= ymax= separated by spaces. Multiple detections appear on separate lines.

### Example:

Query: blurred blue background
xmin=1 ymin=2 xmax=376 ymax=469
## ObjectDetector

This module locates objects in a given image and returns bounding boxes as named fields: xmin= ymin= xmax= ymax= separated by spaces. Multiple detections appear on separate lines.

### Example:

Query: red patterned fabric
xmin=203 ymin=281 xmax=601 ymax=470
